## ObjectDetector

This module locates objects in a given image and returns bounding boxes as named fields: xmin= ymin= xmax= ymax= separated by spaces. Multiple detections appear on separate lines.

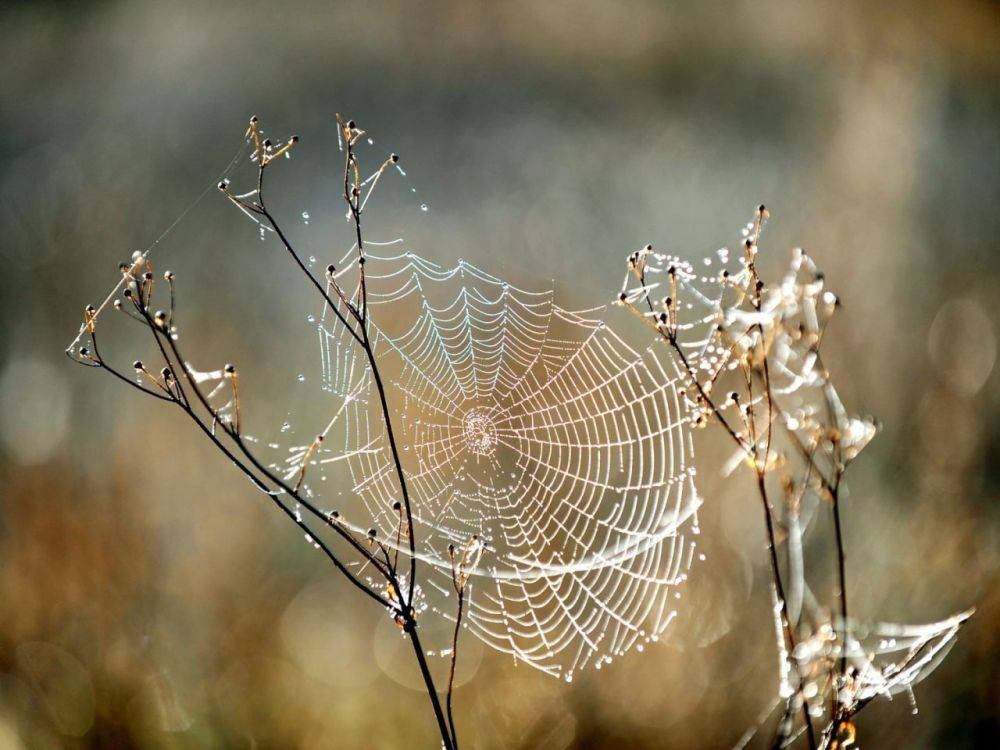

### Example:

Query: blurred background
xmin=1 ymin=1 xmax=998 ymax=747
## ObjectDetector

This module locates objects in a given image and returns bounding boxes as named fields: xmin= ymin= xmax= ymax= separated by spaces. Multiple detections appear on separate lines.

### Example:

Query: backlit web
xmin=63 ymin=128 xmax=704 ymax=682
xmin=294 ymin=246 xmax=702 ymax=680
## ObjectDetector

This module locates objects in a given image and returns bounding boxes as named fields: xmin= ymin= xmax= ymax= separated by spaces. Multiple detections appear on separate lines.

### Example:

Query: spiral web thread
xmin=285 ymin=245 xmax=702 ymax=681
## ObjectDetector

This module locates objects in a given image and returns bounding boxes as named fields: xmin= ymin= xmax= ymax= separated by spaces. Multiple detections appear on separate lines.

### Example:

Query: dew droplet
xmin=420 ymin=203 xmax=428 ymax=212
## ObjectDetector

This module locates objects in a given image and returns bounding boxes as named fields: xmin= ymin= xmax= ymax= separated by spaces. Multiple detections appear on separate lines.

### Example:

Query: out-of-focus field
xmin=1 ymin=1 xmax=997 ymax=747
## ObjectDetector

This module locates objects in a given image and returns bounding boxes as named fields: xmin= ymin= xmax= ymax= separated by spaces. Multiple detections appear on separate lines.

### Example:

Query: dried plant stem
xmin=265 ymin=117 xmax=451 ymax=749
xmin=445 ymin=537 xmax=477 ymax=750
xmin=624 ymin=261 xmax=817 ymax=748
xmin=446 ymin=586 xmax=465 ymax=748
xmin=409 ymin=624 xmax=454 ymax=749
xmin=694 ymin=338 xmax=817 ymax=750
xmin=77 ymin=117 xmax=457 ymax=750
xmin=831 ymin=479 xmax=848 ymax=687
xmin=613 ymin=208 xmax=965 ymax=747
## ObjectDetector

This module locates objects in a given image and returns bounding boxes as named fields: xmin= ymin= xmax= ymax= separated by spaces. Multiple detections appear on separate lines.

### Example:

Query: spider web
xmin=63 ymin=128 xmax=703 ymax=682
xmin=286 ymin=245 xmax=702 ymax=681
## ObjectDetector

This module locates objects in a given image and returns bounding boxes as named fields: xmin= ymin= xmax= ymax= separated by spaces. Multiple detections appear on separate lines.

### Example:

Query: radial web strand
xmin=290 ymin=248 xmax=702 ymax=680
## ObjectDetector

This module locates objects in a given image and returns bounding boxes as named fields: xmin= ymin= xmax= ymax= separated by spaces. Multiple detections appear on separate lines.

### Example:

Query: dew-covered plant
xmin=68 ymin=109 xmax=717 ymax=745
xmin=67 ymin=115 xmax=472 ymax=750
xmin=66 ymin=110 xmax=969 ymax=749
xmin=617 ymin=206 xmax=972 ymax=748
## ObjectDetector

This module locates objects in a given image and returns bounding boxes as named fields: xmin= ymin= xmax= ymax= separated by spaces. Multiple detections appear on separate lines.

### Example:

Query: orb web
xmin=294 ymin=246 xmax=701 ymax=680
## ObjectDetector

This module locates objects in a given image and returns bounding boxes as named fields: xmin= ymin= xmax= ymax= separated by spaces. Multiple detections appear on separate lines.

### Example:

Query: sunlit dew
xmin=72 ymin=120 xmax=716 ymax=686
xmin=293 ymin=248 xmax=700 ymax=678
